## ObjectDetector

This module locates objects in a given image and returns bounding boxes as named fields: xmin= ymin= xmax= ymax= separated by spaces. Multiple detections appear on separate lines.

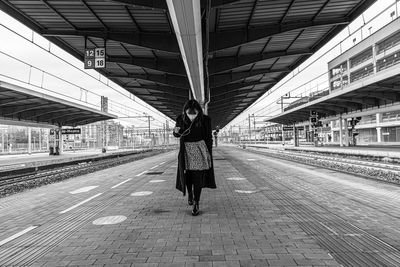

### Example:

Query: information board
xmin=50 ymin=129 xmax=81 ymax=135
xmin=84 ymin=48 xmax=106 ymax=69
xmin=62 ymin=128 xmax=81 ymax=135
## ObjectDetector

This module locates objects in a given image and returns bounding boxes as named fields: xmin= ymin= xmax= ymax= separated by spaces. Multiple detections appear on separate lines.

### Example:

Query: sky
xmin=0 ymin=0 xmax=398 ymax=132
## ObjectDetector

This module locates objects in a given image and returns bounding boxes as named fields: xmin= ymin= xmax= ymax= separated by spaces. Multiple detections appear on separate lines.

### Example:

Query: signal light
xmin=310 ymin=117 xmax=317 ymax=124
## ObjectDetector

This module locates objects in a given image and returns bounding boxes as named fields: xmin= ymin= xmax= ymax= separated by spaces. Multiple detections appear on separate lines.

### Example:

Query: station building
xmin=263 ymin=18 xmax=400 ymax=146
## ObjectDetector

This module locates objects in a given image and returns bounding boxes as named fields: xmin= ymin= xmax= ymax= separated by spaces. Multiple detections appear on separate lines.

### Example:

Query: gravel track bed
xmin=0 ymin=149 xmax=173 ymax=198
xmin=246 ymin=147 xmax=400 ymax=185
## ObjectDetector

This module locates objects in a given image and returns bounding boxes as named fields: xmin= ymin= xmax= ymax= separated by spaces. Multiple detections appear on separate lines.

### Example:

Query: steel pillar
xmin=28 ymin=127 xmax=32 ymax=155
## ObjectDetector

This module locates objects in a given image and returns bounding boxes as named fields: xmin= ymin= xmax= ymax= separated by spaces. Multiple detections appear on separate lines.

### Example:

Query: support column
xmin=344 ymin=118 xmax=349 ymax=146
xmin=58 ymin=126 xmax=63 ymax=155
xmin=239 ymin=126 xmax=241 ymax=145
xmin=28 ymin=127 xmax=32 ymax=155
xmin=339 ymin=115 xmax=343 ymax=147
xmin=293 ymin=124 xmax=299 ymax=147
xmin=53 ymin=129 xmax=57 ymax=155
xmin=376 ymin=112 xmax=382 ymax=143
xmin=330 ymin=121 xmax=334 ymax=143
xmin=47 ymin=130 xmax=50 ymax=152
xmin=248 ymin=114 xmax=251 ymax=142
xmin=148 ymin=115 xmax=151 ymax=139
xmin=39 ymin=129 xmax=42 ymax=151
xmin=372 ymin=44 xmax=377 ymax=74
xmin=1 ymin=129 xmax=4 ymax=153
xmin=166 ymin=121 xmax=169 ymax=145
xmin=281 ymin=124 xmax=285 ymax=145
xmin=377 ymin=127 xmax=382 ymax=142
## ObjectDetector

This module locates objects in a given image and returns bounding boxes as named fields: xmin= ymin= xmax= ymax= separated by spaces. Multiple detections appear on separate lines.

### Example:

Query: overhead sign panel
xmin=50 ymin=128 xmax=81 ymax=135
xmin=84 ymin=48 xmax=106 ymax=69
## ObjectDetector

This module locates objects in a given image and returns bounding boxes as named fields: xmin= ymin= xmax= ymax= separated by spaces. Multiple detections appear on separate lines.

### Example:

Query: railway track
xmin=0 ymin=148 xmax=173 ymax=197
xmin=244 ymin=146 xmax=400 ymax=184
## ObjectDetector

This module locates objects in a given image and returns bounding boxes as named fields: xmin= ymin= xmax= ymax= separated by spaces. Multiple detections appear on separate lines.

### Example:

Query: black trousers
xmin=186 ymin=170 xmax=204 ymax=202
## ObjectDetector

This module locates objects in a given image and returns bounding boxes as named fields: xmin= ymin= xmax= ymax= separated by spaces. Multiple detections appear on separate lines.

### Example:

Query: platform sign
xmin=84 ymin=48 xmax=106 ymax=69
xmin=283 ymin=127 xmax=293 ymax=131
xmin=50 ymin=129 xmax=81 ymax=135
xmin=62 ymin=128 xmax=81 ymax=135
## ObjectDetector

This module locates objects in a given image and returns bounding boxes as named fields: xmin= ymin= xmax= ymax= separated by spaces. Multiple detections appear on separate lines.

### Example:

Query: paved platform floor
xmin=0 ymin=146 xmax=400 ymax=266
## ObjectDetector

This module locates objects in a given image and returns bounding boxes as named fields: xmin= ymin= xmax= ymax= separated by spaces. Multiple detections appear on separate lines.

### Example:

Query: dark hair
xmin=182 ymin=99 xmax=203 ymax=126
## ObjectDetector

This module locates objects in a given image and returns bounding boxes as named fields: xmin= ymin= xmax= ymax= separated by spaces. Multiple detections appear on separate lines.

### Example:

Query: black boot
xmin=192 ymin=201 xmax=199 ymax=216
xmin=188 ymin=192 xmax=194 ymax=206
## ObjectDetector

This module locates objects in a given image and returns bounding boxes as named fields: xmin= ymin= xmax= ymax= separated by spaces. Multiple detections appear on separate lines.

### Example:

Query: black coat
xmin=173 ymin=114 xmax=216 ymax=195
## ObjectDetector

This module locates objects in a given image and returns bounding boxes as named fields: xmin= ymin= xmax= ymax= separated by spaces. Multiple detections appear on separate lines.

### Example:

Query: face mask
xmin=187 ymin=113 xmax=197 ymax=121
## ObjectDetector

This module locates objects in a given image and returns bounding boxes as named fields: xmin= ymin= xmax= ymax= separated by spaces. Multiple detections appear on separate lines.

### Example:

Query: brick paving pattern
xmin=1 ymin=147 xmax=399 ymax=266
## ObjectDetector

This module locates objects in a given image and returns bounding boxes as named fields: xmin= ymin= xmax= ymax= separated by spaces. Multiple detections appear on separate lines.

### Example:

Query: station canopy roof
xmin=268 ymin=16 xmax=400 ymax=125
xmin=0 ymin=0 xmax=376 ymax=128
xmin=0 ymin=81 xmax=116 ymax=127
xmin=268 ymin=72 xmax=400 ymax=125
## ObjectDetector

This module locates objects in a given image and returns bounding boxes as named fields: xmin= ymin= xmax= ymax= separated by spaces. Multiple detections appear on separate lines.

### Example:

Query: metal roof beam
xmin=108 ymin=56 xmax=186 ymax=75
xmin=247 ymin=0 xmax=259 ymax=28
xmin=336 ymin=97 xmax=377 ymax=106
xmin=210 ymin=67 xmax=291 ymax=87
xmin=209 ymin=100 xmax=253 ymax=111
xmin=109 ymin=73 xmax=190 ymax=88
xmin=3 ymin=104 xmax=57 ymax=116
xmin=25 ymin=109 xmax=62 ymax=120
xmin=60 ymin=115 xmax=100 ymax=125
xmin=280 ymin=0 xmax=297 ymax=24
xmin=124 ymin=6 xmax=141 ymax=31
xmin=211 ymin=0 xmax=243 ymax=8
xmin=210 ymin=18 xmax=350 ymax=52
xmin=213 ymin=87 xmax=267 ymax=98
xmin=0 ymin=98 xmax=35 ymax=107
xmin=311 ymin=104 xmax=347 ymax=114
xmin=105 ymin=0 xmax=168 ymax=10
xmin=324 ymin=101 xmax=362 ymax=111
xmin=212 ymin=93 xmax=261 ymax=104
xmin=41 ymin=0 xmax=77 ymax=30
xmin=132 ymin=91 xmax=187 ymax=100
xmin=209 ymin=49 xmax=312 ymax=74
xmin=41 ymin=30 xmax=179 ymax=53
xmin=45 ymin=111 xmax=85 ymax=121
xmin=357 ymin=91 xmax=400 ymax=102
xmin=81 ymin=0 xmax=108 ymax=30
xmin=145 ymin=98 xmax=185 ymax=107
xmin=211 ymin=80 xmax=273 ymax=91
xmin=124 ymin=84 xmax=188 ymax=93
xmin=167 ymin=0 xmax=205 ymax=104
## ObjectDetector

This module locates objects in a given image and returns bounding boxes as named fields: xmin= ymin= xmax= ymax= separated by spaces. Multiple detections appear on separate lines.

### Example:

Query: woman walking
xmin=173 ymin=99 xmax=216 ymax=216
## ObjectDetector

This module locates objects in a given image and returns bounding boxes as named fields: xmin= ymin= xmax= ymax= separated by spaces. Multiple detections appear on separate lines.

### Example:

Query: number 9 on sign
xmin=95 ymin=59 xmax=105 ymax=68
xmin=84 ymin=58 xmax=95 ymax=69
